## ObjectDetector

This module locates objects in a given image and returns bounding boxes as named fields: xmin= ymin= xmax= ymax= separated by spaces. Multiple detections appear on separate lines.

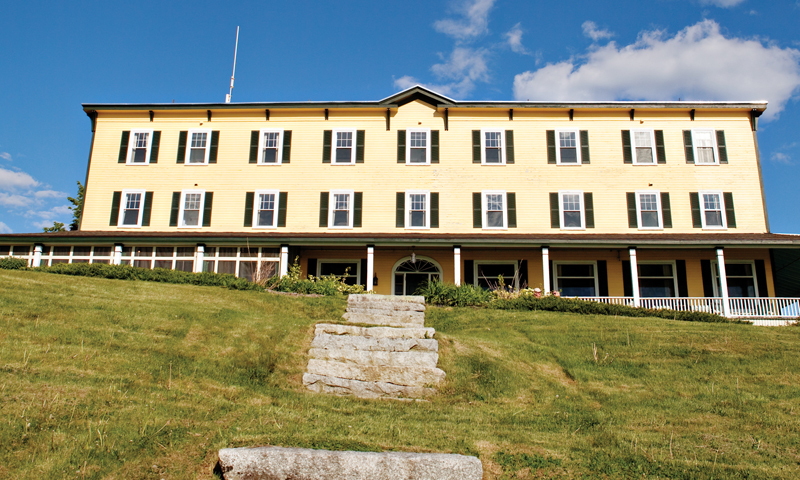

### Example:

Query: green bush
xmin=265 ymin=258 xmax=364 ymax=296
xmin=0 ymin=257 xmax=28 ymax=270
xmin=415 ymin=279 xmax=493 ymax=307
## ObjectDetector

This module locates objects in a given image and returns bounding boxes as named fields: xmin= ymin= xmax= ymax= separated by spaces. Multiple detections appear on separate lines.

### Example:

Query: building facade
xmin=2 ymin=86 xmax=799 ymax=317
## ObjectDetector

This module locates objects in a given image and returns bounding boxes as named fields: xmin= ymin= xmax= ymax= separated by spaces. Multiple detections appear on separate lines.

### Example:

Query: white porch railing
xmin=572 ymin=296 xmax=800 ymax=319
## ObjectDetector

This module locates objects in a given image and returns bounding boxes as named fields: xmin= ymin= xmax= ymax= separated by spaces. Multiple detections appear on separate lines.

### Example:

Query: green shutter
xmin=202 ymin=192 xmax=213 ymax=227
xmin=278 ymin=192 xmax=288 ymax=227
xmin=118 ymin=131 xmax=130 ymax=163
xmin=353 ymin=192 xmax=363 ymax=227
xmin=472 ymin=130 xmax=481 ymax=163
xmin=431 ymin=130 xmax=439 ymax=164
xmin=627 ymin=192 xmax=638 ymax=228
xmin=550 ymin=193 xmax=560 ymax=228
xmin=472 ymin=192 xmax=482 ymax=228
xmin=622 ymin=261 xmax=632 ymax=297
xmin=319 ymin=192 xmax=329 ymax=227
xmin=755 ymin=259 xmax=768 ymax=297
xmin=150 ymin=131 xmax=160 ymax=163
xmin=716 ymin=130 xmax=728 ymax=164
xmin=169 ymin=192 xmax=180 ymax=227
xmin=580 ymin=130 xmax=590 ymax=164
xmin=142 ymin=192 xmax=153 ymax=226
xmin=177 ymin=131 xmax=187 ymax=164
xmin=621 ymin=130 xmax=632 ymax=164
xmin=249 ymin=131 xmax=259 ymax=164
xmin=661 ymin=192 xmax=672 ymax=228
xmin=464 ymin=260 xmax=474 ymax=286
xmin=307 ymin=258 xmax=317 ymax=279
xmin=546 ymin=130 xmax=556 ymax=164
xmin=507 ymin=192 xmax=516 ymax=228
xmin=430 ymin=192 xmax=439 ymax=228
xmin=397 ymin=130 xmax=406 ymax=163
xmin=322 ymin=130 xmax=332 ymax=163
xmin=676 ymin=260 xmax=688 ymax=297
xmin=355 ymin=130 xmax=365 ymax=163
xmin=244 ymin=192 xmax=254 ymax=227
xmin=584 ymin=192 xmax=594 ymax=228
xmin=505 ymin=130 xmax=514 ymax=164
xmin=110 ymin=191 xmax=121 ymax=226
xmin=683 ymin=130 xmax=695 ymax=164
xmin=700 ymin=260 xmax=714 ymax=297
xmin=282 ymin=131 xmax=292 ymax=163
xmin=209 ymin=131 xmax=219 ymax=164
xmin=724 ymin=192 xmax=736 ymax=228
xmin=396 ymin=193 xmax=405 ymax=227
xmin=655 ymin=130 xmax=666 ymax=164
xmin=597 ymin=260 xmax=608 ymax=296
xmin=690 ymin=192 xmax=701 ymax=228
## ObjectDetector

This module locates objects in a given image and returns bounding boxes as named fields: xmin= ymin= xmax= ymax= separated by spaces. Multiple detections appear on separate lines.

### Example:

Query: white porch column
xmin=194 ymin=244 xmax=205 ymax=273
xmin=32 ymin=244 xmax=43 ymax=268
xmin=453 ymin=245 xmax=461 ymax=286
xmin=629 ymin=247 xmax=640 ymax=307
xmin=279 ymin=244 xmax=289 ymax=277
xmin=541 ymin=246 xmax=550 ymax=293
xmin=366 ymin=245 xmax=374 ymax=291
xmin=112 ymin=243 xmax=123 ymax=265
xmin=717 ymin=247 xmax=731 ymax=317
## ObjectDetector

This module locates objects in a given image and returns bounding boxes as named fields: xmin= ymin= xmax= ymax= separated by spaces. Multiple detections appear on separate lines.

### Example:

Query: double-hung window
xmin=407 ymin=128 xmax=430 ymax=164
xmin=482 ymin=191 xmax=507 ymax=229
xmin=179 ymin=190 xmax=205 ymax=228
xmin=253 ymin=190 xmax=279 ymax=228
xmin=118 ymin=189 xmax=145 ymax=227
xmin=127 ymin=129 xmax=154 ymax=164
xmin=554 ymin=262 xmax=597 ymax=296
xmin=556 ymin=129 xmax=580 ymax=165
xmin=559 ymin=191 xmax=585 ymax=229
xmin=631 ymin=129 xmax=656 ymax=165
xmin=329 ymin=190 xmax=354 ymax=228
xmin=185 ymin=129 xmax=211 ymax=164
xmin=258 ymin=129 xmax=283 ymax=164
xmin=714 ymin=261 xmax=758 ymax=298
xmin=406 ymin=191 xmax=430 ymax=229
xmin=318 ymin=260 xmax=360 ymax=285
xmin=692 ymin=129 xmax=718 ymax=165
xmin=474 ymin=261 xmax=518 ymax=291
xmin=481 ymin=129 xmax=505 ymax=164
xmin=333 ymin=129 xmax=356 ymax=164
xmin=638 ymin=263 xmax=677 ymax=298
xmin=699 ymin=191 xmax=726 ymax=229
xmin=636 ymin=191 xmax=662 ymax=229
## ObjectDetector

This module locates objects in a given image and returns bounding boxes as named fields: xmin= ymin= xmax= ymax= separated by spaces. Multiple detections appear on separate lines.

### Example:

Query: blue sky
xmin=1 ymin=0 xmax=799 ymax=233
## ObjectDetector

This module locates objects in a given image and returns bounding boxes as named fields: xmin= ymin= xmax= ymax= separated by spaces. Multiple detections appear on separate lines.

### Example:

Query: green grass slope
xmin=1 ymin=270 xmax=799 ymax=479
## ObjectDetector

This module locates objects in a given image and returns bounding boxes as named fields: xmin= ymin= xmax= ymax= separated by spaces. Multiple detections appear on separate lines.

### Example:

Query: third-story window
xmin=334 ymin=129 xmax=355 ymax=164
xmin=483 ymin=191 xmax=507 ymax=229
xmin=128 ymin=130 xmax=152 ymax=164
xmin=408 ymin=129 xmax=429 ymax=164
xmin=120 ymin=190 xmax=144 ymax=227
xmin=180 ymin=192 xmax=203 ymax=227
xmin=632 ymin=130 xmax=655 ymax=164
xmin=557 ymin=130 xmax=579 ymax=164
xmin=482 ymin=129 xmax=504 ymax=164
xmin=560 ymin=191 xmax=584 ymax=229
xmin=636 ymin=192 xmax=662 ymax=229
xmin=407 ymin=191 xmax=429 ymax=228
xmin=185 ymin=129 xmax=212 ymax=164
xmin=700 ymin=191 xmax=725 ymax=228
xmin=260 ymin=130 xmax=282 ymax=164
xmin=692 ymin=129 xmax=717 ymax=164
xmin=255 ymin=190 xmax=278 ymax=228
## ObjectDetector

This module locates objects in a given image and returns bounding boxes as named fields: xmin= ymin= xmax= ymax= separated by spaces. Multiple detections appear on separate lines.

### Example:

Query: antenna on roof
xmin=225 ymin=26 xmax=240 ymax=103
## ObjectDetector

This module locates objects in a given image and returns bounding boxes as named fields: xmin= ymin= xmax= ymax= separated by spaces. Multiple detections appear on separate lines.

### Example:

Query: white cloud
xmin=33 ymin=190 xmax=68 ymax=199
xmin=513 ymin=20 xmax=800 ymax=120
xmin=699 ymin=0 xmax=745 ymax=7
xmin=505 ymin=23 xmax=529 ymax=54
xmin=582 ymin=21 xmax=614 ymax=42
xmin=394 ymin=46 xmax=491 ymax=98
xmin=0 ymin=167 xmax=39 ymax=190
xmin=433 ymin=0 xmax=495 ymax=41
xmin=26 ymin=204 xmax=72 ymax=219
xmin=0 ymin=222 xmax=11 ymax=234
xmin=32 ymin=220 xmax=57 ymax=230
xmin=771 ymin=152 xmax=792 ymax=164
xmin=0 ymin=193 xmax=33 ymax=208
xmin=0 ymin=152 xmax=11 ymax=161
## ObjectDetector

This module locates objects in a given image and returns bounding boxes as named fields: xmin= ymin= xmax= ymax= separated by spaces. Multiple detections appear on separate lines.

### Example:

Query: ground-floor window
xmin=554 ymin=262 xmax=597 ymax=296
xmin=393 ymin=257 xmax=441 ymax=295
xmin=474 ymin=261 xmax=518 ymax=290
xmin=317 ymin=260 xmax=360 ymax=285
xmin=202 ymin=246 xmax=280 ymax=282
xmin=638 ymin=262 xmax=677 ymax=298
xmin=714 ymin=261 xmax=758 ymax=298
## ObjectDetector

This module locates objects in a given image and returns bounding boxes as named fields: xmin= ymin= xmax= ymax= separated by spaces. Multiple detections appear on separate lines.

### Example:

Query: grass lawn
xmin=1 ymin=269 xmax=799 ymax=479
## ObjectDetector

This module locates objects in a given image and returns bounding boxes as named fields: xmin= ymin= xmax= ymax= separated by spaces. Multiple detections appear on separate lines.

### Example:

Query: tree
xmin=68 ymin=181 xmax=84 ymax=231
xmin=43 ymin=222 xmax=65 ymax=233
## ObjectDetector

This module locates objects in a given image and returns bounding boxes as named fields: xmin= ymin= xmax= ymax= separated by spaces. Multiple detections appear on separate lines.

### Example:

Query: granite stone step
xmin=343 ymin=312 xmax=425 ymax=327
xmin=306 ymin=359 xmax=446 ymax=386
xmin=315 ymin=323 xmax=435 ymax=339
xmin=308 ymin=348 xmax=439 ymax=369
xmin=302 ymin=373 xmax=437 ymax=399
xmin=311 ymin=333 xmax=438 ymax=352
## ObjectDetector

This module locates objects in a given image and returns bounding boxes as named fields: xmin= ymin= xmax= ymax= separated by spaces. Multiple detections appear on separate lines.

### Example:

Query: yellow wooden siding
xmin=82 ymin=101 xmax=767 ymax=234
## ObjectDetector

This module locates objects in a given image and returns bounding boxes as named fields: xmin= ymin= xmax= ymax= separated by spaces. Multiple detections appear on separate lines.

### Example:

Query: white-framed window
xmin=328 ymin=190 xmax=354 ymax=228
xmin=185 ymin=128 xmax=212 ymax=164
xmin=712 ymin=260 xmax=758 ymax=298
xmin=253 ymin=189 xmax=280 ymax=228
xmin=699 ymin=190 xmax=726 ymax=229
xmin=631 ymin=129 xmax=656 ymax=165
xmin=553 ymin=262 xmax=598 ymax=297
xmin=118 ymin=189 xmax=146 ymax=228
xmin=258 ymin=128 xmax=284 ymax=165
xmin=692 ymin=129 xmax=718 ymax=165
xmin=635 ymin=191 xmax=663 ymax=230
xmin=406 ymin=128 xmax=431 ymax=165
xmin=638 ymin=262 xmax=677 ymax=298
xmin=559 ymin=191 xmax=585 ymax=230
xmin=126 ymin=129 xmax=154 ymax=165
xmin=474 ymin=261 xmax=518 ymax=291
xmin=482 ymin=190 xmax=508 ymax=230
xmin=317 ymin=260 xmax=360 ymax=285
xmin=556 ymin=129 xmax=581 ymax=165
xmin=480 ymin=128 xmax=505 ymax=165
xmin=178 ymin=190 xmax=205 ymax=228
xmin=332 ymin=128 xmax=357 ymax=164
xmin=405 ymin=190 xmax=430 ymax=229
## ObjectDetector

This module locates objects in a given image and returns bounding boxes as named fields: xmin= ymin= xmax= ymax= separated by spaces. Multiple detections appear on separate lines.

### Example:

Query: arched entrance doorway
xmin=391 ymin=256 xmax=442 ymax=296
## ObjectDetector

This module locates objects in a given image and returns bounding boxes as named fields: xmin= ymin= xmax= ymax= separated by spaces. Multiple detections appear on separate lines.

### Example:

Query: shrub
xmin=415 ymin=279 xmax=493 ymax=307
xmin=0 ymin=257 xmax=28 ymax=270
xmin=264 ymin=258 xmax=364 ymax=296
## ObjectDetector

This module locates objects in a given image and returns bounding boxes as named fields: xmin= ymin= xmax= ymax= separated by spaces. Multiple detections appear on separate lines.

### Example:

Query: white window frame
xmin=630 ymin=129 xmax=657 ymax=166
xmin=712 ymin=260 xmax=759 ymax=298
xmin=405 ymin=190 xmax=430 ymax=230
xmin=482 ymin=190 xmax=508 ymax=230
xmin=405 ymin=128 xmax=431 ymax=165
xmin=331 ymin=128 xmax=357 ymax=165
xmin=473 ymin=260 xmax=519 ymax=290
xmin=184 ymin=128 xmax=212 ymax=165
xmin=252 ymin=189 xmax=280 ymax=229
xmin=480 ymin=128 xmax=506 ymax=165
xmin=178 ymin=189 xmax=205 ymax=229
xmin=257 ymin=128 xmax=284 ymax=165
xmin=635 ymin=190 xmax=663 ymax=230
xmin=691 ymin=129 xmax=719 ymax=166
xmin=126 ymin=129 xmax=155 ymax=165
xmin=317 ymin=259 xmax=360 ymax=283
xmin=555 ymin=128 xmax=581 ymax=166
xmin=553 ymin=261 xmax=599 ymax=297
xmin=558 ymin=190 xmax=585 ymax=230
xmin=328 ymin=189 xmax=354 ymax=229
xmin=117 ymin=189 xmax=146 ymax=228
xmin=637 ymin=261 xmax=678 ymax=298
xmin=699 ymin=190 xmax=727 ymax=230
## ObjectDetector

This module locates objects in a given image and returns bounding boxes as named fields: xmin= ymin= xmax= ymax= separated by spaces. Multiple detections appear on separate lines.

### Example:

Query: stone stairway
xmin=302 ymin=294 xmax=445 ymax=399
